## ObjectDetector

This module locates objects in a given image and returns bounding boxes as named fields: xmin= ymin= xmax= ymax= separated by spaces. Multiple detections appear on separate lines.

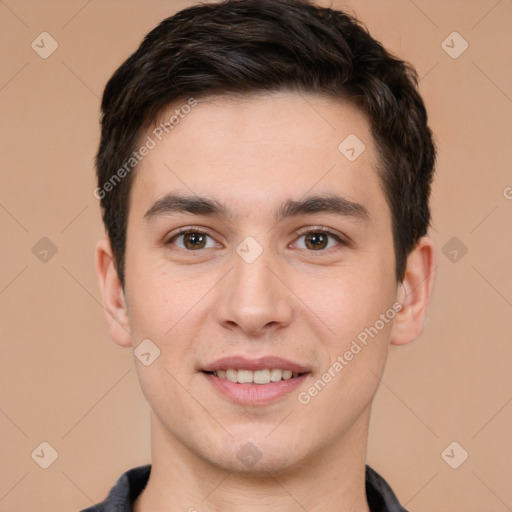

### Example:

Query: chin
xmin=204 ymin=435 xmax=311 ymax=477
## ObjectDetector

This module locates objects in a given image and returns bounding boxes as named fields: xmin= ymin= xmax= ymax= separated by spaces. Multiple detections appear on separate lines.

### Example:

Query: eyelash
xmin=166 ymin=226 xmax=347 ymax=252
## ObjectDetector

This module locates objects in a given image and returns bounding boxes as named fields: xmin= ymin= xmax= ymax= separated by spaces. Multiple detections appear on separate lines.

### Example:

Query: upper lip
xmin=202 ymin=356 xmax=311 ymax=374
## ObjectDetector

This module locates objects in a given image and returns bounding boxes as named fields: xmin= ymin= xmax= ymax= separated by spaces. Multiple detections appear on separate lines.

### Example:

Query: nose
xmin=215 ymin=246 xmax=293 ymax=337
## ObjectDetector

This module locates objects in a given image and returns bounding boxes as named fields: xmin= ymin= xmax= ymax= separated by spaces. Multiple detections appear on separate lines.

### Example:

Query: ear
xmin=94 ymin=237 xmax=132 ymax=347
xmin=390 ymin=235 xmax=435 ymax=346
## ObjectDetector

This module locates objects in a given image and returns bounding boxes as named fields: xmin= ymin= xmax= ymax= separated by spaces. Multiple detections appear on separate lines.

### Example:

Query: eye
xmin=167 ymin=229 xmax=218 ymax=250
xmin=293 ymin=229 xmax=344 ymax=251
xmin=166 ymin=227 xmax=346 ymax=252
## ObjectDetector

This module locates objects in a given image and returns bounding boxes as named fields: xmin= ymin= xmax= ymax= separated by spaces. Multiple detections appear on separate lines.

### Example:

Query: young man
xmin=86 ymin=0 xmax=436 ymax=510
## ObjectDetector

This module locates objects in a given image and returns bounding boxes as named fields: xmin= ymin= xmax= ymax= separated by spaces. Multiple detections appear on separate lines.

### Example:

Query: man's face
xmin=122 ymin=93 xmax=399 ymax=473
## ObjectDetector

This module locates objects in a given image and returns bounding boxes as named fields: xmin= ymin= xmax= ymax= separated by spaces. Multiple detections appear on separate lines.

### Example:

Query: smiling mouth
xmin=202 ymin=369 xmax=306 ymax=384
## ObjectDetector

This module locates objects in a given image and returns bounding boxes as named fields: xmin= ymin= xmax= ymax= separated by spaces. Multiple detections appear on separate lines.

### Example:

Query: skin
xmin=95 ymin=92 xmax=435 ymax=512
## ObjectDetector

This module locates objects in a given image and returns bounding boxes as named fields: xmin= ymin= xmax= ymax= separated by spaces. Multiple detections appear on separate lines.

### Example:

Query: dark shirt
xmin=80 ymin=464 xmax=409 ymax=512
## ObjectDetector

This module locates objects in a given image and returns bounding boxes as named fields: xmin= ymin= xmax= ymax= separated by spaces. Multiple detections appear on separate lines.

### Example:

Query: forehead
xmin=129 ymin=92 xmax=388 ymax=225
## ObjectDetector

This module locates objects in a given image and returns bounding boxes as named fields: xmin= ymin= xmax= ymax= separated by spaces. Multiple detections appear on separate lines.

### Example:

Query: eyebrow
xmin=143 ymin=193 xmax=369 ymax=223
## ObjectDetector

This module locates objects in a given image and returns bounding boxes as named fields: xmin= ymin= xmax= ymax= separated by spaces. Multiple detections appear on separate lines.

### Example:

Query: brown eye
xmin=169 ymin=230 xmax=217 ymax=250
xmin=294 ymin=229 xmax=344 ymax=251
xmin=304 ymin=232 xmax=329 ymax=250
xmin=183 ymin=232 xmax=207 ymax=249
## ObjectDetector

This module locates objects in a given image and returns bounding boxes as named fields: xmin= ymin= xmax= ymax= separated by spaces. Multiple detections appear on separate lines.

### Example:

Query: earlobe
xmin=94 ymin=237 xmax=132 ymax=347
xmin=390 ymin=236 xmax=436 ymax=347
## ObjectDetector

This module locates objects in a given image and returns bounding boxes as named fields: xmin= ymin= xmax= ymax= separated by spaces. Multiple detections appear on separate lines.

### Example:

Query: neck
xmin=134 ymin=408 xmax=372 ymax=512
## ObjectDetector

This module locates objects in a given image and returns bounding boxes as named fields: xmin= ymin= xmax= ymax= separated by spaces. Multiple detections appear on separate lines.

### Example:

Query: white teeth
xmin=237 ymin=370 xmax=253 ymax=384
xmin=270 ymin=368 xmax=283 ymax=382
xmin=212 ymin=368 xmax=300 ymax=384
xmin=226 ymin=369 xmax=237 ymax=382
xmin=253 ymin=369 xmax=271 ymax=384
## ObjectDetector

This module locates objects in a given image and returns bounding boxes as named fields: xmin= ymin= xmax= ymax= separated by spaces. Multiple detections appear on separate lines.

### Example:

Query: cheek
xmin=295 ymin=259 xmax=396 ymax=346
xmin=125 ymin=262 xmax=217 ymax=372
xmin=125 ymin=247 xmax=197 ymax=332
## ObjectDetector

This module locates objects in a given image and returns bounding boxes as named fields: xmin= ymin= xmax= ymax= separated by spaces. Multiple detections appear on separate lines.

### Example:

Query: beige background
xmin=0 ymin=0 xmax=511 ymax=510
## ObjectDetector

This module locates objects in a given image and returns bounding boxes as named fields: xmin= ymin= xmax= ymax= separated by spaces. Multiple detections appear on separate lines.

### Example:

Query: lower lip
xmin=202 ymin=372 xmax=309 ymax=405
